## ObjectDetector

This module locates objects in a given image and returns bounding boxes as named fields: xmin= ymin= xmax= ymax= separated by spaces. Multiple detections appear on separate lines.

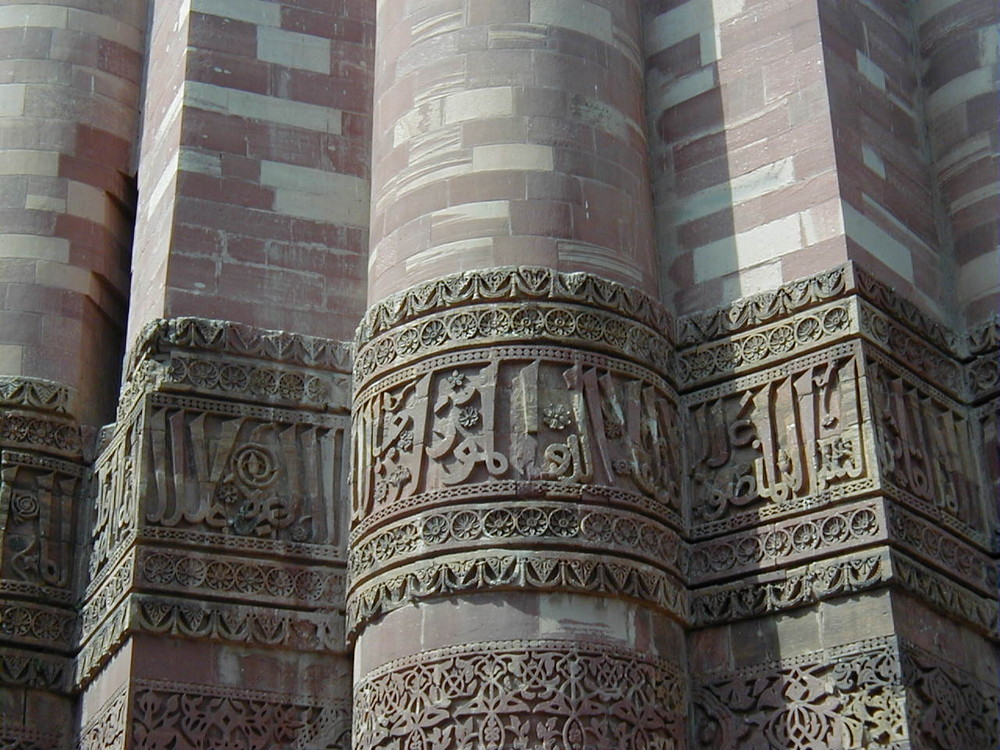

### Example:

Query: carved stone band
xmin=356 ymin=266 xmax=674 ymax=349
xmin=348 ymin=500 xmax=684 ymax=587
xmin=347 ymin=549 xmax=687 ymax=636
xmin=353 ymin=639 xmax=685 ymax=750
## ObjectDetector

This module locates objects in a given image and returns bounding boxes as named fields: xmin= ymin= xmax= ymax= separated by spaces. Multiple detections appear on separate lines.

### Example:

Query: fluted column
xmin=913 ymin=0 xmax=999 ymax=324
xmin=0 ymin=2 xmax=146 ymax=747
xmin=351 ymin=2 xmax=686 ymax=746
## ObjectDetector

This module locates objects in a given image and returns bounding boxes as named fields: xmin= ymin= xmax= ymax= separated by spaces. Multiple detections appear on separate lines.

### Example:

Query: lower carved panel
xmin=354 ymin=640 xmax=685 ymax=750
xmin=76 ymin=683 xmax=127 ymax=750
xmin=693 ymin=637 xmax=907 ymax=749
xmin=131 ymin=680 xmax=350 ymax=750
xmin=903 ymin=643 xmax=999 ymax=748
xmin=0 ymin=726 xmax=66 ymax=750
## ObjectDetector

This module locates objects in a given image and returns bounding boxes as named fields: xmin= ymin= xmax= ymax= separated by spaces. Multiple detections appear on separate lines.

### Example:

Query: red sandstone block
xmin=524 ymin=172 xmax=579 ymax=204
xmin=225 ymin=234 xmax=267 ymax=265
xmin=758 ymin=170 xmax=839 ymax=224
xmin=21 ymin=343 xmax=81 ymax=381
xmin=656 ymin=89 xmax=724 ymax=144
xmin=0 ymin=27 xmax=53 ymax=60
xmin=643 ymin=0 xmax=696 ymax=16
xmin=281 ymin=7 xmax=371 ymax=45
xmin=678 ymin=207 xmax=735 ymax=250
xmin=509 ymin=200 xmax=572 ymax=238
xmin=941 ymin=153 xmax=1000 ymax=201
xmin=0 ymin=308 xmax=45 ymax=344
xmin=220 ymin=153 xmax=260 ymax=180
xmin=189 ymin=12 xmax=258 ymax=58
xmin=175 ymin=197 xmax=293 ymax=241
xmin=97 ymin=39 xmax=143 ymax=84
xmin=449 ymin=172 xmax=526 ymax=204
xmin=571 ymin=202 xmax=621 ymax=250
xmin=793 ymin=143 xmax=837 ymax=181
xmin=186 ymin=49 xmax=270 ymax=95
xmin=384 ymin=182 xmax=448 ymax=236
xmin=172 ymin=223 xmax=224 ymax=257
xmin=675 ymin=155 xmax=730 ymax=195
xmin=526 ymin=116 xmax=593 ymax=152
xmin=178 ymin=171 xmax=276 ymax=211
xmin=954 ymin=222 xmax=998 ymax=265
xmin=546 ymin=31 xmax=613 ymax=69
xmin=216 ymin=261 xmax=326 ymax=310
xmin=341 ymin=112 xmax=371 ymax=139
xmin=722 ymin=0 xmax=817 ymax=55
xmin=322 ymin=134 xmax=371 ymax=180
xmin=966 ymin=92 xmax=999 ymax=134
xmin=166 ymin=253 xmax=218 ymax=293
xmin=74 ymin=125 xmax=132 ymax=172
xmin=245 ymin=121 xmax=323 ymax=166
xmin=672 ymin=131 xmax=727 ymax=171
xmin=533 ymin=54 xmax=608 ymax=100
xmin=514 ymin=87 xmax=569 ymax=119
xmin=780 ymin=239 xmax=850 ymax=281
xmin=4 ymin=283 xmax=82 ymax=317
xmin=264 ymin=241 xmax=356 ymax=277
xmin=290 ymin=216 xmax=367 ymax=249
xmin=48 ymin=29 xmax=99 ymax=69
xmin=646 ymin=34 xmax=702 ymax=78
xmin=953 ymin=195 xmax=1000 ymax=233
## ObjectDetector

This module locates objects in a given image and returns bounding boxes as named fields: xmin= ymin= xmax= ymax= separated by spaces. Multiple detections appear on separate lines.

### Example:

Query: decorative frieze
xmin=355 ymin=266 xmax=675 ymax=349
xmin=349 ymin=501 xmax=684 ymax=586
xmin=130 ymin=680 xmax=351 ymax=750
xmin=354 ymin=640 xmax=685 ymax=750
xmin=691 ymin=549 xmax=890 ymax=627
xmin=686 ymin=343 xmax=872 ymax=537
xmin=353 ymin=345 xmax=683 ymax=536
xmin=0 ymin=377 xmax=73 ymax=414
xmin=693 ymin=636 xmax=999 ymax=750
xmin=678 ymin=299 xmax=855 ymax=386
xmin=902 ymin=640 xmax=999 ymax=747
xmin=676 ymin=265 xmax=851 ymax=346
xmin=76 ymin=683 xmax=127 ymax=750
xmin=688 ymin=500 xmax=883 ymax=584
xmin=349 ymin=549 xmax=687 ymax=635
xmin=693 ymin=636 xmax=906 ymax=748
xmin=867 ymin=351 xmax=991 ymax=544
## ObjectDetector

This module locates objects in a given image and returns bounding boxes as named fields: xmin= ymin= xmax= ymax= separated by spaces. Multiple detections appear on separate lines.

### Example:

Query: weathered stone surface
xmin=0 ymin=1 xmax=995 ymax=748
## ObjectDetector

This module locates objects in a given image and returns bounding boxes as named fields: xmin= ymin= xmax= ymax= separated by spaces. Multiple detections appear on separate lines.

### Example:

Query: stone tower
xmin=0 ymin=0 xmax=996 ymax=748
